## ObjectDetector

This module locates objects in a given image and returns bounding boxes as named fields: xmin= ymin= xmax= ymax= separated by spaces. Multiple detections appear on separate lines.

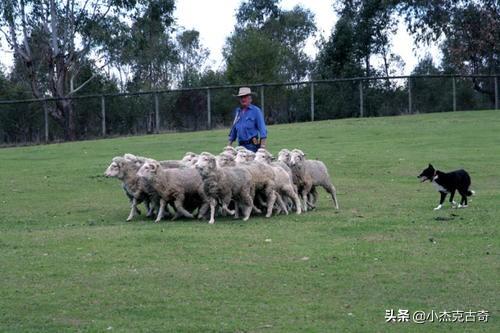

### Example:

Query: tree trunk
xmin=53 ymin=99 xmax=77 ymax=141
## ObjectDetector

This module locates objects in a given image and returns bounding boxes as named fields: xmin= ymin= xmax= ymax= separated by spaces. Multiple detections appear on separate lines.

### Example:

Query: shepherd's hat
xmin=234 ymin=87 xmax=255 ymax=97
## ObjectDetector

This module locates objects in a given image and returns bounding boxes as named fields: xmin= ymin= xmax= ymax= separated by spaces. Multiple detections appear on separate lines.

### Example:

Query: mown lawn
xmin=0 ymin=110 xmax=498 ymax=332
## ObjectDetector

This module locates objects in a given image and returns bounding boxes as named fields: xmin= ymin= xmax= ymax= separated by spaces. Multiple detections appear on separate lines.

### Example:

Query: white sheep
xmin=104 ymin=156 xmax=154 ymax=221
xmin=216 ymin=152 xmax=236 ymax=168
xmin=195 ymin=152 xmax=255 ymax=224
xmin=255 ymin=149 xmax=301 ymax=215
xmin=234 ymin=150 xmax=277 ymax=217
xmin=290 ymin=149 xmax=339 ymax=210
xmin=137 ymin=159 xmax=209 ymax=223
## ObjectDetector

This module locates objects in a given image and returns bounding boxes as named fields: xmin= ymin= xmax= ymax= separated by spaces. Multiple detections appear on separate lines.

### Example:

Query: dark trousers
xmin=240 ymin=142 xmax=259 ymax=152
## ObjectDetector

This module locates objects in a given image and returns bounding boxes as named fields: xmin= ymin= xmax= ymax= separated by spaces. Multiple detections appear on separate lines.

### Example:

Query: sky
xmin=0 ymin=0 xmax=441 ymax=75
xmin=174 ymin=0 xmax=441 ymax=74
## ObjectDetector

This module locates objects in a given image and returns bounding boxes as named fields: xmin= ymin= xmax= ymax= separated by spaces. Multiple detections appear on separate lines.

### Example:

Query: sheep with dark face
xmin=137 ymin=159 xmax=209 ymax=223
xmin=195 ymin=152 xmax=255 ymax=224
xmin=104 ymin=156 xmax=154 ymax=221
xmin=290 ymin=149 xmax=339 ymax=210
xmin=255 ymin=149 xmax=301 ymax=215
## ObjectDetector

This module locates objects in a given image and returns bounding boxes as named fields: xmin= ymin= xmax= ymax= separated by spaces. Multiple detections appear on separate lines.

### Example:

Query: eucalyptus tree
xmin=398 ymin=0 xmax=499 ymax=103
xmin=0 ymin=0 xmax=176 ymax=140
xmin=224 ymin=0 xmax=316 ymax=84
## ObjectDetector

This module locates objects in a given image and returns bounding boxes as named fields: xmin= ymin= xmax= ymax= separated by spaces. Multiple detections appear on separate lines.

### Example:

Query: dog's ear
xmin=428 ymin=163 xmax=434 ymax=169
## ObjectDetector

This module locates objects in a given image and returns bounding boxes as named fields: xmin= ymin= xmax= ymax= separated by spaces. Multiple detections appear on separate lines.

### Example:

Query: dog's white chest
xmin=431 ymin=180 xmax=449 ymax=193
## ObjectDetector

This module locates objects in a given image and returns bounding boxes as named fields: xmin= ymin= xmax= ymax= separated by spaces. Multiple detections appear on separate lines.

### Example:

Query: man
xmin=228 ymin=87 xmax=267 ymax=152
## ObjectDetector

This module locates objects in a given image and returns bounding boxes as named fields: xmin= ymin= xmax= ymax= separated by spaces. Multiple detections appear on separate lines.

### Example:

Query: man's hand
xmin=260 ymin=138 xmax=267 ymax=149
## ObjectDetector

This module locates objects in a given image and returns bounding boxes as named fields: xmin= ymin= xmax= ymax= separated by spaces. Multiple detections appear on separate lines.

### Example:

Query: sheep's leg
xmin=283 ymin=185 xmax=301 ymax=215
xmin=307 ymin=187 xmax=317 ymax=209
xmin=146 ymin=203 xmax=155 ymax=218
xmin=265 ymin=188 xmax=277 ymax=218
xmin=209 ymin=198 xmax=217 ymax=224
xmin=241 ymin=190 xmax=253 ymax=221
xmin=134 ymin=205 xmax=142 ymax=215
xmin=173 ymin=196 xmax=194 ymax=219
xmin=147 ymin=196 xmax=160 ymax=218
xmin=300 ymin=189 xmax=308 ymax=212
xmin=256 ymin=193 xmax=267 ymax=208
xmin=126 ymin=197 xmax=138 ymax=222
xmin=222 ymin=194 xmax=235 ymax=216
xmin=252 ymin=205 xmax=262 ymax=214
xmin=143 ymin=197 xmax=152 ymax=217
xmin=275 ymin=193 xmax=288 ymax=215
xmin=197 ymin=202 xmax=210 ymax=220
xmin=155 ymin=199 xmax=166 ymax=223
xmin=323 ymin=183 xmax=339 ymax=210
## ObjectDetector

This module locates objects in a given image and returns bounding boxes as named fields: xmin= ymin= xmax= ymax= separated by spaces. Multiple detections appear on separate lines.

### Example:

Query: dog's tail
xmin=467 ymin=190 xmax=475 ymax=196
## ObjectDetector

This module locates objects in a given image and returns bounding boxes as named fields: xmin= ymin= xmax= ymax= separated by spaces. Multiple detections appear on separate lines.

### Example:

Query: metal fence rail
xmin=0 ymin=74 xmax=498 ymax=145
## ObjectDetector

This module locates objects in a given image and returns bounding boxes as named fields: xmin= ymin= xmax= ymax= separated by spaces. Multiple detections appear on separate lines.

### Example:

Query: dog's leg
xmin=449 ymin=189 xmax=458 ymax=207
xmin=458 ymin=190 xmax=468 ymax=208
xmin=434 ymin=192 xmax=447 ymax=210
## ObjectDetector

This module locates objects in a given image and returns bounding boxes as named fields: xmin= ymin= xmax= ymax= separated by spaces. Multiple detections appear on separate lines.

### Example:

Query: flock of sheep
xmin=104 ymin=146 xmax=339 ymax=224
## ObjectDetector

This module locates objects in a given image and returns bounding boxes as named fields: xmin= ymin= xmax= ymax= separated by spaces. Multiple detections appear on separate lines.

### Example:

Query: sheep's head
xmin=255 ymin=148 xmax=272 ymax=164
xmin=216 ymin=152 xmax=235 ymax=168
xmin=104 ymin=157 xmax=126 ymax=178
xmin=123 ymin=153 xmax=146 ymax=168
xmin=182 ymin=152 xmax=197 ymax=163
xmin=235 ymin=146 xmax=250 ymax=153
xmin=278 ymin=149 xmax=291 ymax=164
xmin=290 ymin=149 xmax=306 ymax=166
xmin=137 ymin=159 xmax=160 ymax=179
xmin=235 ymin=150 xmax=255 ymax=163
xmin=195 ymin=153 xmax=217 ymax=174
xmin=223 ymin=146 xmax=237 ymax=157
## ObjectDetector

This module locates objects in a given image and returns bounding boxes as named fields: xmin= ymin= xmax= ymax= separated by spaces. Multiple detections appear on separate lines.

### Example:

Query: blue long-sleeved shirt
xmin=228 ymin=104 xmax=267 ymax=143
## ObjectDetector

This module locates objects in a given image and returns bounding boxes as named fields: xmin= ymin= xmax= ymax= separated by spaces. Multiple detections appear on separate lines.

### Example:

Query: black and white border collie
xmin=418 ymin=164 xmax=475 ymax=210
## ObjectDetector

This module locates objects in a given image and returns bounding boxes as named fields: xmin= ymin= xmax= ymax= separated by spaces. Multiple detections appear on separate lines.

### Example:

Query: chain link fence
xmin=0 ymin=75 xmax=498 ymax=146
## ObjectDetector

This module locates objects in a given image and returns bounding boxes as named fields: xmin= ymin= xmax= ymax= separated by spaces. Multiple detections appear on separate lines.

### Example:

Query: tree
xmin=398 ymin=0 xmax=499 ymax=103
xmin=0 ymin=0 xmax=176 ymax=140
xmin=315 ymin=0 xmax=398 ymax=79
xmin=176 ymin=29 xmax=210 ymax=87
xmin=315 ymin=12 xmax=362 ymax=79
xmin=224 ymin=0 xmax=316 ymax=84
xmin=120 ymin=0 xmax=177 ymax=91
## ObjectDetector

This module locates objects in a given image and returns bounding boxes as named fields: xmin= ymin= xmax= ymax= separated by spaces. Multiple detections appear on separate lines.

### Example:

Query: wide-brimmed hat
xmin=234 ymin=87 xmax=255 ymax=97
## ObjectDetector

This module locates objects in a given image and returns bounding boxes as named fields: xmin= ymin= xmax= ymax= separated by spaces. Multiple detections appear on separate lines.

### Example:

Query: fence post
xmin=495 ymin=76 xmax=499 ymax=110
xmin=260 ymin=85 xmax=265 ymax=115
xmin=44 ymin=107 xmax=49 ymax=143
xmin=310 ymin=82 xmax=315 ymax=121
xmin=101 ymin=96 xmax=106 ymax=136
xmin=452 ymin=77 xmax=457 ymax=112
xmin=207 ymin=88 xmax=211 ymax=129
xmin=359 ymin=80 xmax=364 ymax=117
xmin=154 ymin=93 xmax=160 ymax=134
xmin=408 ymin=76 xmax=412 ymax=114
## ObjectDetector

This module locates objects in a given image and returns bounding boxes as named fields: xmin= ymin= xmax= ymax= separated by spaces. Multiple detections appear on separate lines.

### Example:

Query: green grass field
xmin=0 ymin=110 xmax=498 ymax=332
